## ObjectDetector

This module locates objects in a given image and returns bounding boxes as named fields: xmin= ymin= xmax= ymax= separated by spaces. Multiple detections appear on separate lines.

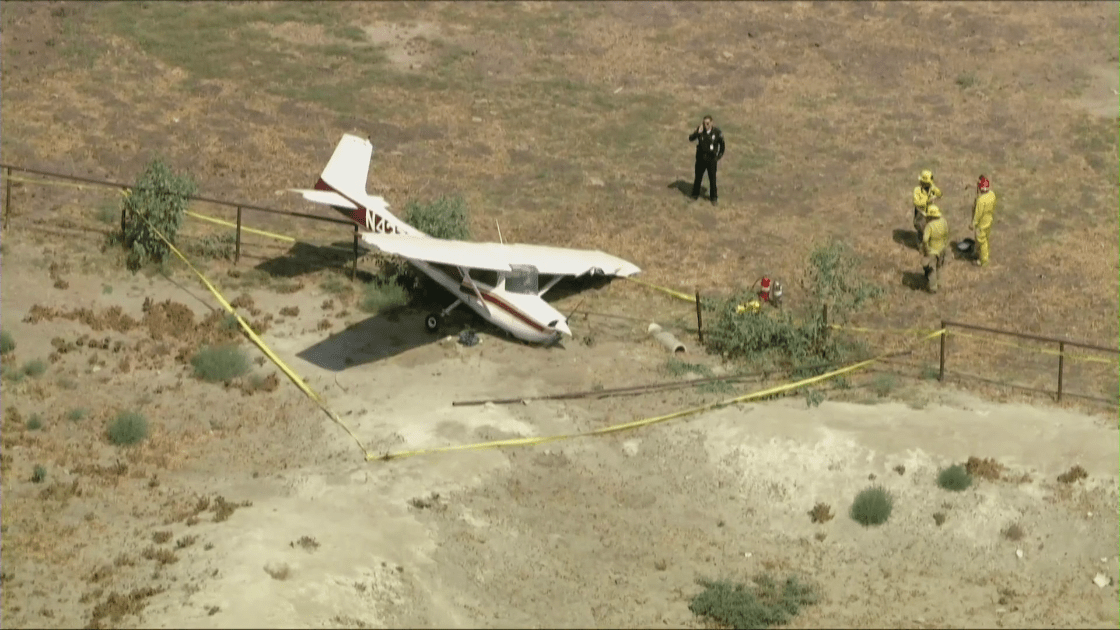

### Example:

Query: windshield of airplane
xmin=505 ymin=264 xmax=539 ymax=295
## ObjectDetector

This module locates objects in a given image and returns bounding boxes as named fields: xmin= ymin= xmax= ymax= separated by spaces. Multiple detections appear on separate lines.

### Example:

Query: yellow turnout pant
xmin=975 ymin=223 xmax=991 ymax=265
xmin=922 ymin=251 xmax=946 ymax=293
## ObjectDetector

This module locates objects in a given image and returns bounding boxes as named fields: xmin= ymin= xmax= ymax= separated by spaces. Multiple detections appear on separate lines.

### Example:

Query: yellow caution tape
xmin=378 ymin=329 xmax=946 ymax=461
xmin=944 ymin=329 xmax=1116 ymax=365
xmin=185 ymin=211 xmax=296 ymax=242
xmin=126 ymin=199 xmax=376 ymax=460
xmin=624 ymin=276 xmax=697 ymax=302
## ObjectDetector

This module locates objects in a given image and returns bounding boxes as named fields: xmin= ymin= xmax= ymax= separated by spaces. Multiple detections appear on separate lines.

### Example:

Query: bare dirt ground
xmin=1 ymin=1 xmax=1118 ymax=628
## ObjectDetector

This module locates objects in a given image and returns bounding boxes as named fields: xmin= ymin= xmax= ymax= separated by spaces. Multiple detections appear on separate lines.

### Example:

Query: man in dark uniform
xmin=689 ymin=115 xmax=725 ymax=205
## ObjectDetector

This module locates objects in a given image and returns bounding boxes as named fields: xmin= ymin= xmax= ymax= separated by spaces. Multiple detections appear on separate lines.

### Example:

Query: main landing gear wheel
xmin=425 ymin=313 xmax=441 ymax=333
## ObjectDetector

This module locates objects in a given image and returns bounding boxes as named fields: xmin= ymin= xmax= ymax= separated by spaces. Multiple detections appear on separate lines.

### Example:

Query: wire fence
xmin=3 ymin=162 xmax=1117 ymax=407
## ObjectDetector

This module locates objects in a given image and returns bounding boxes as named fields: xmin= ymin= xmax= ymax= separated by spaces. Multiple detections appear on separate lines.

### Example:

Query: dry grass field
xmin=1 ymin=1 xmax=1117 ymax=628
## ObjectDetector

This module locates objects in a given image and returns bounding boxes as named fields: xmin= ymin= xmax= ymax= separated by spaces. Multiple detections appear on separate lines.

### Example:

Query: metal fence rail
xmin=939 ymin=319 xmax=1119 ymax=405
xmin=1 ymin=162 xmax=365 ymax=278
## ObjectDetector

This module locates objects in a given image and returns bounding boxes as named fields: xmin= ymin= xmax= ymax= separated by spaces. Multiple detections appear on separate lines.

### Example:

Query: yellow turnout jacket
xmin=922 ymin=216 xmax=949 ymax=257
xmin=971 ymin=190 xmax=996 ymax=229
xmin=913 ymin=184 xmax=942 ymax=212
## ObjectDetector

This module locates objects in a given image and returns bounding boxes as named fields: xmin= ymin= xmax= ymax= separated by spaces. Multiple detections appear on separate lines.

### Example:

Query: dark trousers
xmin=691 ymin=157 xmax=718 ymax=201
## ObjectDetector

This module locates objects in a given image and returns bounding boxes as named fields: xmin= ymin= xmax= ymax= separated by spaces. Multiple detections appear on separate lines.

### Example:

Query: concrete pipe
xmin=647 ymin=323 xmax=686 ymax=354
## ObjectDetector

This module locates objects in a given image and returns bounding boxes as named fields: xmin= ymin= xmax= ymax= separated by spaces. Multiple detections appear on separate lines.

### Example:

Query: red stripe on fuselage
xmin=479 ymin=292 xmax=546 ymax=332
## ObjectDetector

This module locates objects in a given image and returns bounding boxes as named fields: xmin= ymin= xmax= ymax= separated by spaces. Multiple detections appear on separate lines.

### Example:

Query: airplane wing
xmin=360 ymin=234 xmax=641 ymax=277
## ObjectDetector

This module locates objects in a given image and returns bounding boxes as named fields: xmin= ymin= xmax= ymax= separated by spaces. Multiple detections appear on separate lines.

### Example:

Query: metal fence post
xmin=352 ymin=224 xmax=359 ymax=281
xmin=235 ymin=206 xmax=242 ymax=264
xmin=1057 ymin=341 xmax=1065 ymax=403
xmin=939 ymin=320 xmax=947 ymax=381
xmin=695 ymin=289 xmax=703 ymax=343
xmin=3 ymin=166 xmax=12 ymax=230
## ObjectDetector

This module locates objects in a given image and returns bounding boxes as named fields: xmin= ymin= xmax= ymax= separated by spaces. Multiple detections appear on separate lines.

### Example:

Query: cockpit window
xmin=505 ymin=264 xmax=539 ymax=294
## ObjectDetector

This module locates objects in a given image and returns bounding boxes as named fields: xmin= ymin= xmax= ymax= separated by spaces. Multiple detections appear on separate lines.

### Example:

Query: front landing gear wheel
xmin=425 ymin=313 xmax=441 ymax=333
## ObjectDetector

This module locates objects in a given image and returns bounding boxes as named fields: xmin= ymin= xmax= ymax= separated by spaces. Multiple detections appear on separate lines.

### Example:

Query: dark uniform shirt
xmin=689 ymin=127 xmax=726 ymax=162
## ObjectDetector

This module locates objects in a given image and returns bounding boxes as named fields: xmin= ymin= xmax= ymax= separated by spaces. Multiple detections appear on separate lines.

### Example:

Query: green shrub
xmin=21 ymin=359 xmax=47 ymax=378
xmin=26 ymin=414 xmax=43 ymax=431
xmin=402 ymin=196 xmax=472 ymax=241
xmin=359 ymin=279 xmax=410 ymax=314
xmin=0 ymin=330 xmax=14 ymax=355
xmin=871 ymin=373 xmax=897 ymax=397
xmin=66 ymin=408 xmax=87 ymax=422
xmin=937 ymin=464 xmax=972 ymax=491
xmin=121 ymin=158 xmax=197 ymax=271
xmin=31 ymin=465 xmax=46 ymax=483
xmin=689 ymin=574 xmax=818 ymax=629
xmin=191 ymin=344 xmax=250 ymax=383
xmin=702 ymin=241 xmax=877 ymax=377
xmin=107 ymin=411 xmax=149 ymax=445
xmin=192 ymin=232 xmax=236 ymax=260
xmin=850 ymin=485 xmax=894 ymax=526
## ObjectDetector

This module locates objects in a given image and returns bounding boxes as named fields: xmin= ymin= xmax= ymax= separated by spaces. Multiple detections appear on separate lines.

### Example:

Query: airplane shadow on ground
xmin=668 ymin=179 xmax=708 ymax=199
xmin=296 ymin=306 xmax=452 ymax=371
xmin=254 ymin=240 xmax=365 ymax=279
xmin=296 ymin=275 xmax=615 ymax=371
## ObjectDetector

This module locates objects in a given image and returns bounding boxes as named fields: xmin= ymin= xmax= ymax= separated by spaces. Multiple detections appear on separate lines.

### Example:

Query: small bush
xmin=689 ymin=574 xmax=818 ymax=629
xmin=96 ymin=202 xmax=118 ymax=225
xmin=849 ymin=485 xmax=894 ymax=526
xmin=359 ymin=279 xmax=410 ymax=314
xmin=702 ymin=241 xmax=877 ymax=376
xmin=192 ymin=233 xmax=236 ymax=260
xmin=26 ymin=414 xmax=43 ymax=431
xmin=956 ymin=73 xmax=977 ymax=89
xmin=937 ymin=464 xmax=972 ymax=491
xmin=870 ymin=373 xmax=897 ymax=397
xmin=402 ymin=196 xmax=472 ymax=241
xmin=191 ymin=344 xmax=250 ymax=383
xmin=1001 ymin=523 xmax=1025 ymax=541
xmin=107 ymin=411 xmax=149 ymax=446
xmin=31 ymin=465 xmax=46 ymax=483
xmin=21 ymin=359 xmax=47 ymax=378
xmin=66 ymin=408 xmax=87 ymax=422
xmin=0 ymin=331 xmax=14 ymax=355
xmin=121 ymin=158 xmax=198 ymax=271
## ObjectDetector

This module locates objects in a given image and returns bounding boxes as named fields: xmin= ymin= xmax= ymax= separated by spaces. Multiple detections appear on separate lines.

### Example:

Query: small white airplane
xmin=289 ymin=134 xmax=642 ymax=345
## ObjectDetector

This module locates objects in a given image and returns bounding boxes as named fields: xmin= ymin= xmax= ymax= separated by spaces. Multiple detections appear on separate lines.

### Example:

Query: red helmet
xmin=977 ymin=176 xmax=990 ymax=192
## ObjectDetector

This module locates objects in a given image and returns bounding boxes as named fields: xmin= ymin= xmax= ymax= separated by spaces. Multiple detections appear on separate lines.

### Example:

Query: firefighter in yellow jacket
xmin=912 ymin=169 xmax=942 ymax=238
xmin=970 ymin=175 xmax=996 ymax=267
xmin=921 ymin=204 xmax=949 ymax=293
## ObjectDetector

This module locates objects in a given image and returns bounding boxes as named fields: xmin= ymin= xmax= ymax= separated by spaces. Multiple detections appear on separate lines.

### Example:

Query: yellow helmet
xmin=925 ymin=204 xmax=941 ymax=218
xmin=919 ymin=170 xmax=933 ymax=185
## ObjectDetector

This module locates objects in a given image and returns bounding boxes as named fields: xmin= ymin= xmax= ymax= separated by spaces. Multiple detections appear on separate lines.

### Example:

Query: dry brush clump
xmin=849 ymin=485 xmax=893 ymax=527
xmin=937 ymin=464 xmax=973 ymax=492
xmin=689 ymin=574 xmax=819 ymax=629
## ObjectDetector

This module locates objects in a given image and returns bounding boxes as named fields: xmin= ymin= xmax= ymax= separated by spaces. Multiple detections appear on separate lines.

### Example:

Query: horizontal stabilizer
xmin=289 ymin=188 xmax=359 ymax=210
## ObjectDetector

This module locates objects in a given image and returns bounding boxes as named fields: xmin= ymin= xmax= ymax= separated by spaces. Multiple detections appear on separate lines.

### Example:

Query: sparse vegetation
xmin=20 ymin=359 xmax=47 ymax=378
xmin=26 ymin=413 xmax=43 ymax=431
xmin=689 ymin=574 xmax=819 ymax=629
xmin=849 ymin=485 xmax=894 ymax=526
xmin=1002 ymin=523 xmax=1025 ymax=541
xmin=107 ymin=411 xmax=149 ymax=446
xmin=0 ymin=330 xmax=14 ymax=355
xmin=808 ymin=502 xmax=834 ymax=523
xmin=1057 ymin=464 xmax=1088 ymax=484
xmin=191 ymin=232 xmax=236 ymax=260
xmin=66 ymin=408 xmax=87 ymax=422
xmin=141 ymin=546 xmax=178 ymax=565
xmin=151 ymin=531 xmax=172 ymax=544
xmin=120 ymin=157 xmax=198 ymax=271
xmin=96 ymin=201 xmax=118 ymax=224
xmin=402 ymin=196 xmax=472 ymax=241
xmin=31 ymin=465 xmax=46 ymax=483
xmin=292 ymin=536 xmax=320 ymax=552
xmin=191 ymin=344 xmax=250 ymax=383
xmin=956 ymin=73 xmax=978 ymax=89
xmin=870 ymin=373 xmax=897 ymax=397
xmin=702 ymin=241 xmax=877 ymax=377
xmin=933 ymin=511 xmax=947 ymax=526
xmin=359 ymin=278 xmax=410 ymax=314
xmin=937 ymin=464 xmax=973 ymax=492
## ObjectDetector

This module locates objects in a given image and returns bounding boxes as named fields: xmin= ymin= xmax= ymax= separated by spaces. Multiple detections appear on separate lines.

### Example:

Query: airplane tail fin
xmin=315 ymin=133 xmax=373 ymax=198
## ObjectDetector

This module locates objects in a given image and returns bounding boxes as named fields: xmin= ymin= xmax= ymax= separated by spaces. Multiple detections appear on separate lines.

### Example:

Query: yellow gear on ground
xmin=736 ymin=299 xmax=762 ymax=314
